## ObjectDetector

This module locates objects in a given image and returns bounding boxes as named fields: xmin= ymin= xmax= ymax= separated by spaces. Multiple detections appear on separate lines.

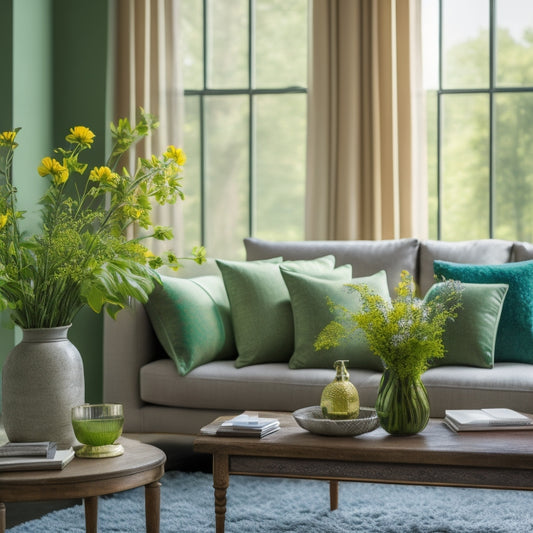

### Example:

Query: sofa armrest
xmin=103 ymin=300 xmax=158 ymax=432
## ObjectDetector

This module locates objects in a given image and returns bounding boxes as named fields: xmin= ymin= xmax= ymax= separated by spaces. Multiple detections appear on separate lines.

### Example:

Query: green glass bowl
xmin=72 ymin=403 xmax=124 ymax=458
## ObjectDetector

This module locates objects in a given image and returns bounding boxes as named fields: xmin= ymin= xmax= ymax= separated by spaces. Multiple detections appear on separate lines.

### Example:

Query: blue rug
xmin=7 ymin=470 xmax=533 ymax=532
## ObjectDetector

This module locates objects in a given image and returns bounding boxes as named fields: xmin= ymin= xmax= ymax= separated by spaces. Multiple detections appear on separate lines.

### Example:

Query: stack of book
xmin=0 ymin=441 xmax=75 ymax=471
xmin=444 ymin=408 xmax=533 ymax=432
xmin=201 ymin=413 xmax=280 ymax=438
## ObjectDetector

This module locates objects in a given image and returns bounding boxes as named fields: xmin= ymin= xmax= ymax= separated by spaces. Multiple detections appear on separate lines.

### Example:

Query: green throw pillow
xmin=281 ymin=269 xmax=389 ymax=371
xmin=434 ymin=260 xmax=533 ymax=363
xmin=216 ymin=255 xmax=344 ymax=368
xmin=424 ymin=282 xmax=508 ymax=368
xmin=145 ymin=275 xmax=236 ymax=376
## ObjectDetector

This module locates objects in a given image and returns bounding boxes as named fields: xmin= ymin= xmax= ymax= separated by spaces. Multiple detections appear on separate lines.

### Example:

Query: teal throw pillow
xmin=434 ymin=260 xmax=533 ymax=363
xmin=216 ymin=256 xmax=345 ymax=368
xmin=424 ymin=282 xmax=508 ymax=368
xmin=281 ymin=269 xmax=389 ymax=371
xmin=145 ymin=275 xmax=236 ymax=376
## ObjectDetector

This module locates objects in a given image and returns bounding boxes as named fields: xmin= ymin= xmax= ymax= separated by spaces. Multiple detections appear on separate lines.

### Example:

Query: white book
xmin=0 ymin=448 xmax=75 ymax=471
xmin=444 ymin=408 xmax=533 ymax=432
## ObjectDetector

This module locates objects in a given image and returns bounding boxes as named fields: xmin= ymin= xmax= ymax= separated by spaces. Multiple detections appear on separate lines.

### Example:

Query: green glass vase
xmin=320 ymin=360 xmax=360 ymax=420
xmin=375 ymin=368 xmax=430 ymax=435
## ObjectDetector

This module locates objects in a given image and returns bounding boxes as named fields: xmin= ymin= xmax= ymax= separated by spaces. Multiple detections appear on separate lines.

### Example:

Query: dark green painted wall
xmin=0 ymin=0 xmax=114 ymax=409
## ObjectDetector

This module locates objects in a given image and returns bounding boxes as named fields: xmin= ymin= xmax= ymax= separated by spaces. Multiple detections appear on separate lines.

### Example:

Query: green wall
xmin=0 ymin=0 xmax=114 ymax=408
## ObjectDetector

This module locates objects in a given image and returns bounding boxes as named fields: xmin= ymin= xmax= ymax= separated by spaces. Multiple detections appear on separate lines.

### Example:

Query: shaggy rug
xmin=7 ymin=470 xmax=533 ymax=532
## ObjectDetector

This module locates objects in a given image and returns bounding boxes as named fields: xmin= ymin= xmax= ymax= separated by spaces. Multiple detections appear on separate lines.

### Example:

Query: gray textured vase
xmin=2 ymin=325 xmax=85 ymax=447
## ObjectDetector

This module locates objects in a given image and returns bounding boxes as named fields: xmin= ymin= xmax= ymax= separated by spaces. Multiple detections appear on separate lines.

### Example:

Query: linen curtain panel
xmin=115 ymin=0 xmax=184 ymax=255
xmin=306 ymin=0 xmax=426 ymax=240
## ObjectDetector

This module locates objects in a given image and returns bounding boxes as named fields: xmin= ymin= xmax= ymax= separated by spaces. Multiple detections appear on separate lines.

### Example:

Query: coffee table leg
xmin=213 ymin=452 xmax=229 ymax=533
xmin=0 ymin=502 xmax=5 ymax=533
xmin=145 ymin=480 xmax=161 ymax=533
xmin=329 ymin=480 xmax=339 ymax=510
xmin=84 ymin=496 xmax=98 ymax=533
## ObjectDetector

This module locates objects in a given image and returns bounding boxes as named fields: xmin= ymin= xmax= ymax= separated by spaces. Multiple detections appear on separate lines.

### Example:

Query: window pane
xmin=422 ymin=0 xmax=439 ymax=91
xmin=182 ymin=96 xmax=202 ymax=253
xmin=204 ymin=96 xmax=249 ymax=259
xmin=442 ymin=0 xmax=489 ymax=89
xmin=207 ymin=0 xmax=248 ymax=89
xmin=181 ymin=0 xmax=204 ymax=90
xmin=255 ymin=94 xmax=306 ymax=241
xmin=495 ymin=0 xmax=533 ymax=87
xmin=494 ymin=93 xmax=533 ymax=241
xmin=254 ymin=0 xmax=307 ymax=88
xmin=440 ymin=94 xmax=490 ymax=240
xmin=426 ymin=91 xmax=438 ymax=239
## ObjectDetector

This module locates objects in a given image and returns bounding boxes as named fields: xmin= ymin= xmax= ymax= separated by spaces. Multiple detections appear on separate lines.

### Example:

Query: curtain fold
xmin=306 ymin=0 xmax=426 ymax=241
xmin=115 ymin=0 xmax=184 ymax=255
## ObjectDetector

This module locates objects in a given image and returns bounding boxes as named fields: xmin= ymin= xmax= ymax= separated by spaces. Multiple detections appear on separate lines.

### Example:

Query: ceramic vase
xmin=2 ymin=325 xmax=85 ymax=447
xmin=375 ymin=368 xmax=430 ymax=435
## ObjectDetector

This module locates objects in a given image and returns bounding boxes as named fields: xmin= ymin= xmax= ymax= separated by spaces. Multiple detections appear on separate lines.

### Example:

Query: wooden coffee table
xmin=194 ymin=412 xmax=533 ymax=533
xmin=0 ymin=437 xmax=166 ymax=533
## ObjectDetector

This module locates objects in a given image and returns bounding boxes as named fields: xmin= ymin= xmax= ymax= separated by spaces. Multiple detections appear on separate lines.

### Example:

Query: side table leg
xmin=329 ymin=480 xmax=339 ymax=511
xmin=213 ymin=453 xmax=229 ymax=533
xmin=84 ymin=496 xmax=98 ymax=533
xmin=0 ymin=502 xmax=6 ymax=533
xmin=145 ymin=480 xmax=161 ymax=533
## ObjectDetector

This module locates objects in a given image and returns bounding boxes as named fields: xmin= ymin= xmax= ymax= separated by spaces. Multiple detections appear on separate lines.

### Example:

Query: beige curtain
xmin=306 ymin=0 xmax=426 ymax=241
xmin=115 ymin=0 xmax=184 ymax=255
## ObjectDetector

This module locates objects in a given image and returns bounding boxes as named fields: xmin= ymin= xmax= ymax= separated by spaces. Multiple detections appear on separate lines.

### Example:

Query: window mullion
xmin=248 ymin=0 xmax=255 ymax=236
xmin=489 ymin=0 xmax=496 ymax=238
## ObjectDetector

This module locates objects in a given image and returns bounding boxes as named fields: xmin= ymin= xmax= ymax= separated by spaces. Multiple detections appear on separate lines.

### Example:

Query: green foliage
xmin=315 ymin=271 xmax=463 ymax=379
xmin=0 ymin=109 xmax=206 ymax=329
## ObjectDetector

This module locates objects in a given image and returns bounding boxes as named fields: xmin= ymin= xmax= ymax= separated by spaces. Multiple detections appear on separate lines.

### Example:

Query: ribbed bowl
xmin=293 ymin=406 xmax=379 ymax=437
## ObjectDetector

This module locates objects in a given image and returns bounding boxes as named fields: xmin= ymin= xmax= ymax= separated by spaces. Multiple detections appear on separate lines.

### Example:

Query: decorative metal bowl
xmin=293 ymin=406 xmax=379 ymax=437
xmin=72 ymin=403 xmax=124 ymax=458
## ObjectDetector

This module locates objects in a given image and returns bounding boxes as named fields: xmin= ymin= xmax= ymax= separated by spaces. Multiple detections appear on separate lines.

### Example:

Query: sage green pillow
xmin=281 ymin=269 xmax=389 ymax=371
xmin=424 ymin=282 xmax=508 ymax=368
xmin=145 ymin=275 xmax=236 ymax=376
xmin=216 ymin=255 xmax=343 ymax=368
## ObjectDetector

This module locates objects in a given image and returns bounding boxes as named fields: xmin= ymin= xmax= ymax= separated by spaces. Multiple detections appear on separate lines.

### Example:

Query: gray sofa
xmin=103 ymin=237 xmax=533 ymax=439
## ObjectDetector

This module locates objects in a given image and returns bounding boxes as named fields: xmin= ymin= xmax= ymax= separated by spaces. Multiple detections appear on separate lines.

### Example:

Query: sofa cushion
xmin=281 ymin=269 xmax=388 ymax=371
xmin=140 ymin=359 xmax=382 ymax=412
xmin=418 ymin=239 xmax=513 ymax=296
xmin=244 ymin=237 xmax=419 ymax=296
xmin=144 ymin=275 xmax=236 ymax=376
xmin=216 ymin=256 xmax=345 ymax=368
xmin=513 ymin=241 xmax=533 ymax=261
xmin=434 ymin=260 xmax=533 ymax=363
xmin=424 ymin=282 xmax=508 ymax=368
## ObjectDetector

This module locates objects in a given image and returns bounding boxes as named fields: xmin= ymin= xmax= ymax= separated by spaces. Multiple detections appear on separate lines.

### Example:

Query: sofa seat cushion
xmin=422 ymin=363 xmax=533 ymax=417
xmin=140 ymin=360 xmax=382 ymax=413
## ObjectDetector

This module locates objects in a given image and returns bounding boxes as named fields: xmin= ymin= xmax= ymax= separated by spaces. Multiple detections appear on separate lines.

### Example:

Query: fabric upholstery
xmin=434 ymin=260 xmax=533 ymax=363
xmin=281 ymin=269 xmax=388 ymax=371
xmin=424 ymin=282 xmax=508 ymax=368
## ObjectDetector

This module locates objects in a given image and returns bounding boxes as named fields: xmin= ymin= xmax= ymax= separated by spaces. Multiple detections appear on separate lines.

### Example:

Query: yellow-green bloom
xmin=0 ymin=214 xmax=8 ymax=230
xmin=164 ymin=145 xmax=186 ymax=166
xmin=38 ymin=157 xmax=69 ymax=185
xmin=0 ymin=131 xmax=18 ymax=148
xmin=65 ymin=126 xmax=95 ymax=148
xmin=89 ymin=166 xmax=119 ymax=185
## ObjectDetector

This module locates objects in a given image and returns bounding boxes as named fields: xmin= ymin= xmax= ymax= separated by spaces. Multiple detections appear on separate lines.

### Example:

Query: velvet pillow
xmin=145 ymin=275 xmax=236 ymax=376
xmin=433 ymin=260 xmax=533 ymax=363
xmin=216 ymin=255 xmax=343 ymax=368
xmin=424 ymin=282 xmax=508 ymax=368
xmin=281 ymin=269 xmax=389 ymax=371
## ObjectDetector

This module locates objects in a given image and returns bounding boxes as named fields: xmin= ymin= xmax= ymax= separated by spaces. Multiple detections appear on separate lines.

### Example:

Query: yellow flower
xmin=0 ymin=214 xmax=8 ymax=230
xmin=164 ymin=145 xmax=186 ymax=166
xmin=65 ymin=126 xmax=95 ymax=148
xmin=0 ymin=131 xmax=18 ymax=148
xmin=38 ymin=157 xmax=69 ymax=185
xmin=89 ymin=166 xmax=119 ymax=185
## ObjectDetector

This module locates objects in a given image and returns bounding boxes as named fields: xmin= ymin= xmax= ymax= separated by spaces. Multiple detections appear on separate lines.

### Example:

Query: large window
xmin=423 ymin=0 xmax=533 ymax=241
xmin=180 ymin=0 xmax=308 ymax=259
